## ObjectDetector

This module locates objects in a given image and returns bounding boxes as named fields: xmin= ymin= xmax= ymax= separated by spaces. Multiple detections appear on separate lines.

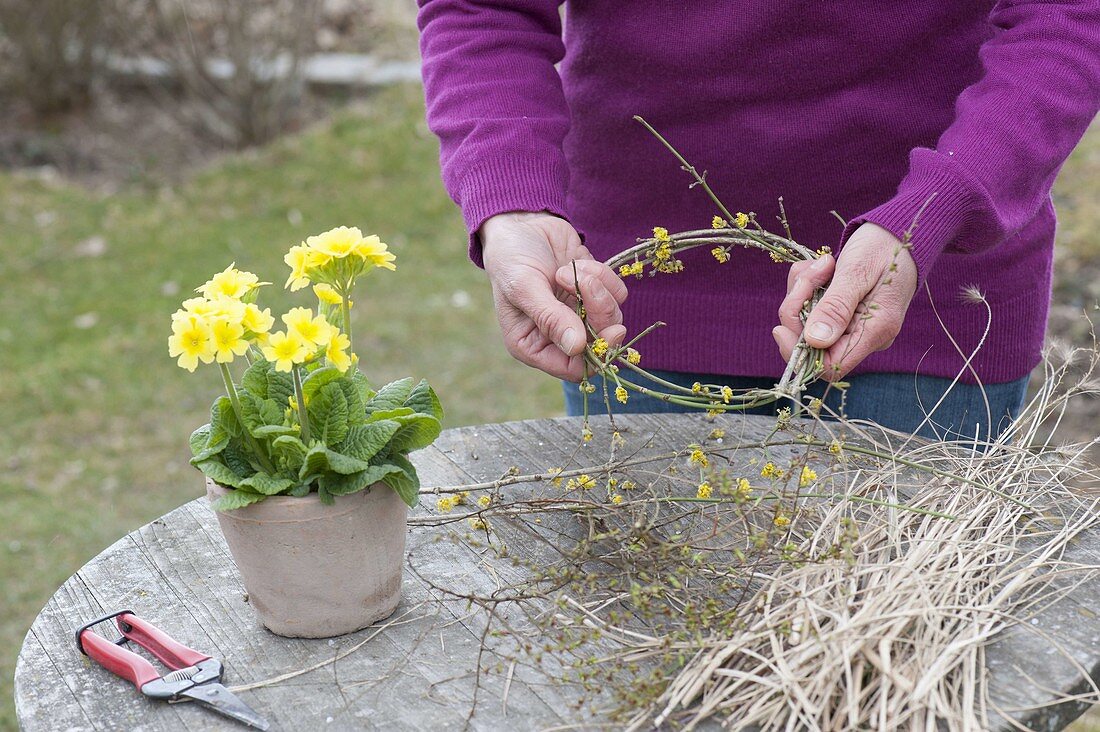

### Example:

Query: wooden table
xmin=14 ymin=414 xmax=1100 ymax=731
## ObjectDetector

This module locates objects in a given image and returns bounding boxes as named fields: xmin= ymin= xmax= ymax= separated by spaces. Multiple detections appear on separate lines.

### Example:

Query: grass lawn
xmin=1 ymin=84 xmax=1097 ymax=730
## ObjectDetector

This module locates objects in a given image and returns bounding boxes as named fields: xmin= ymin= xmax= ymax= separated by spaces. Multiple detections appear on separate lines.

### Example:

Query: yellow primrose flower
xmin=353 ymin=234 xmax=397 ymax=271
xmin=313 ymin=283 xmax=344 ymax=306
xmin=615 ymin=386 xmax=629 ymax=404
xmin=799 ymin=466 xmax=818 ymax=487
xmin=326 ymin=331 xmax=353 ymax=373
xmin=242 ymin=303 xmax=275 ymax=335
xmin=712 ymin=215 xmax=728 ymax=229
xmin=696 ymin=482 xmax=713 ymax=499
xmin=261 ymin=330 xmax=312 ymax=372
xmin=282 ymin=307 xmax=335 ymax=347
xmin=210 ymin=317 xmax=249 ymax=364
xmin=734 ymin=212 xmax=750 ymax=228
xmin=197 ymin=264 xmax=264 ymax=300
xmin=306 ymin=225 xmax=364 ymax=259
xmin=283 ymin=244 xmax=328 ymax=291
xmin=168 ymin=314 xmax=216 ymax=372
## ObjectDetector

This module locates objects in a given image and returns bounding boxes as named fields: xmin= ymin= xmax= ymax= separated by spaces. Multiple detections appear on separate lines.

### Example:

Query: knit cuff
xmin=457 ymin=156 xmax=577 ymax=268
xmin=840 ymin=149 xmax=986 ymax=288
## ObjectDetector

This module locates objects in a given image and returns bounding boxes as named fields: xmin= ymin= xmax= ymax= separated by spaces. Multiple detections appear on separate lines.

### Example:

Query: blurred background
xmin=0 ymin=2 xmax=1096 ymax=729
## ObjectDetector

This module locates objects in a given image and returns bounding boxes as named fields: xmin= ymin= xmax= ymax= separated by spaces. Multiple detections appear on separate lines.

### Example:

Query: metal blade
xmin=180 ymin=683 xmax=270 ymax=730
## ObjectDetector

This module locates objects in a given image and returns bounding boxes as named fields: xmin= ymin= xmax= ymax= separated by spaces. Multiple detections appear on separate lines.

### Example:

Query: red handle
xmin=117 ymin=613 xmax=210 ymax=670
xmin=80 ymin=630 xmax=161 ymax=689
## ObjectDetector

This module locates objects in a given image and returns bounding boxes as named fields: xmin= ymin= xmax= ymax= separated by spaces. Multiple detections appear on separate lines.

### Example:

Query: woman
xmin=417 ymin=1 xmax=1099 ymax=440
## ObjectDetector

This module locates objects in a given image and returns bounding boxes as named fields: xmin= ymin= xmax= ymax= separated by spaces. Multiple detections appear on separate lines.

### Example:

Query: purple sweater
xmin=418 ymin=2 xmax=1100 ymax=384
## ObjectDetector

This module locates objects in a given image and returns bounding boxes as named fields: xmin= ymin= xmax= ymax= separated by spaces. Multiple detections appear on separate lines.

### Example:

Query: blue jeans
xmin=563 ymin=370 xmax=1030 ymax=442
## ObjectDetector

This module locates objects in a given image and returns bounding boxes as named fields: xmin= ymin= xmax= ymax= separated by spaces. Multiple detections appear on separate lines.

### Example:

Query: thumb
xmin=507 ymin=276 xmax=586 ymax=355
xmin=803 ymin=260 xmax=876 ymax=349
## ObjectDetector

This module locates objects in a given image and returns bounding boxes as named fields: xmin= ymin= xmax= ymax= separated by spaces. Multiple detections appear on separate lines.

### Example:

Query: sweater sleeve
xmin=417 ymin=0 xmax=573 ymax=267
xmin=841 ymin=0 xmax=1100 ymax=286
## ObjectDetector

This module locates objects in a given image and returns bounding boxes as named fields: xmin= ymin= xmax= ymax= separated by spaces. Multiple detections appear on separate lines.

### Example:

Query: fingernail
xmin=560 ymin=328 xmax=579 ymax=353
xmin=809 ymin=322 xmax=833 ymax=341
xmin=811 ymin=257 xmax=828 ymax=271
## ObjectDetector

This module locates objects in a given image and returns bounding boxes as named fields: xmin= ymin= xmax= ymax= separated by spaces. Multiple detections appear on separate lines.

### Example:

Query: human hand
xmin=480 ymin=212 xmax=628 ymax=381
xmin=772 ymin=223 xmax=917 ymax=381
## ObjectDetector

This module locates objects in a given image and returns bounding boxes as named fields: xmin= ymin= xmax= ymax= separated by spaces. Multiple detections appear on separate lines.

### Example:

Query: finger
xmin=817 ymin=304 xmax=903 ymax=380
xmin=803 ymin=255 xmax=878 ymax=349
xmin=772 ymin=325 xmax=799 ymax=362
xmin=501 ymin=274 xmax=587 ymax=356
xmin=556 ymin=260 xmax=628 ymax=305
xmin=572 ymin=273 xmax=624 ymax=332
xmin=595 ymin=323 xmax=627 ymax=350
xmin=498 ymin=304 xmax=587 ymax=380
xmin=778 ymin=256 xmax=834 ymax=334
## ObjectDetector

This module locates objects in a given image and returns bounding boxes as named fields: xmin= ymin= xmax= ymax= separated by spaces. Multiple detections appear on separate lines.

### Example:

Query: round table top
xmin=15 ymin=413 xmax=1100 ymax=731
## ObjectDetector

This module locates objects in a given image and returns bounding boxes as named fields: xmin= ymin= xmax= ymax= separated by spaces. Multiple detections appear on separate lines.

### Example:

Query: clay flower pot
xmin=206 ymin=478 xmax=407 ymax=638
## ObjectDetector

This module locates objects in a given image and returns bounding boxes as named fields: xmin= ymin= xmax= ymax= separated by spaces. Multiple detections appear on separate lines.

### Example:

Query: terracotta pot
xmin=206 ymin=478 xmax=407 ymax=638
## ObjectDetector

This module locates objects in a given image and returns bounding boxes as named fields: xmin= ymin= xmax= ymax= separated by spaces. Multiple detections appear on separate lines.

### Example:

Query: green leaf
xmin=388 ymin=414 xmax=442 ymax=454
xmin=317 ymin=484 xmax=335 ymax=505
xmin=302 ymin=366 xmax=344 ymax=400
xmin=267 ymin=369 xmax=295 ymax=409
xmin=367 ymin=377 xmax=414 ymax=414
xmin=189 ymin=425 xmax=212 ymax=456
xmin=241 ymin=357 xmax=272 ymax=398
xmin=212 ymin=488 xmax=267 ymax=511
xmin=194 ymin=457 xmax=246 ymax=488
xmin=204 ymin=397 xmax=239 ymax=456
xmin=238 ymin=391 xmax=284 ymax=436
xmin=320 ymin=463 xmax=404 ymax=496
xmin=339 ymin=421 xmax=401 ymax=462
xmin=308 ymin=382 xmax=349 ymax=445
xmin=289 ymin=483 xmax=311 ymax=497
xmin=253 ymin=424 xmax=298 ymax=438
xmin=367 ymin=407 xmax=414 ymax=423
xmin=222 ymin=440 xmax=256 ymax=477
xmin=238 ymin=472 xmax=295 ymax=496
xmin=299 ymin=444 xmax=372 ymax=483
xmin=382 ymin=454 xmax=420 ymax=508
xmin=404 ymin=379 xmax=444 ymax=421
xmin=351 ymin=369 xmax=375 ymax=403
xmin=337 ymin=379 xmax=366 ymax=425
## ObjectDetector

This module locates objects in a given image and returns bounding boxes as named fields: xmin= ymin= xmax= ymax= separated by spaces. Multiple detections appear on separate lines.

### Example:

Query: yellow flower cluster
xmin=261 ymin=308 xmax=351 ymax=373
xmin=734 ymin=478 xmax=752 ymax=501
xmin=828 ymin=440 xmax=844 ymax=456
xmin=619 ymin=261 xmax=645 ymax=278
xmin=708 ymin=428 xmax=726 ymax=440
xmin=689 ymin=449 xmax=708 ymax=468
xmin=799 ymin=466 xmax=817 ymax=487
xmin=625 ymin=348 xmax=642 ymax=365
xmin=477 ymin=494 xmax=492 ymax=508
xmin=652 ymin=226 xmax=671 ymax=242
xmin=284 ymin=225 xmax=396 ymax=292
xmin=720 ymin=386 xmax=734 ymax=404
xmin=615 ymin=386 xmax=629 ymax=404
xmin=696 ymin=481 xmax=713 ymax=499
xmin=610 ymin=494 xmax=623 ymax=505
xmin=169 ymin=265 xmax=275 ymax=372
xmin=566 ymin=474 xmax=597 ymax=491
xmin=711 ymin=215 xmax=728 ymax=229
xmin=761 ymin=462 xmax=785 ymax=479
xmin=591 ymin=338 xmax=610 ymax=358
xmin=734 ymin=212 xmax=750 ymax=228
xmin=773 ymin=513 xmax=791 ymax=528
xmin=711 ymin=247 xmax=730 ymax=264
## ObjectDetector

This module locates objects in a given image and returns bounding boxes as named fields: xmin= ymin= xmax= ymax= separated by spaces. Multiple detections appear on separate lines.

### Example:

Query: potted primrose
xmin=168 ymin=226 xmax=442 ymax=638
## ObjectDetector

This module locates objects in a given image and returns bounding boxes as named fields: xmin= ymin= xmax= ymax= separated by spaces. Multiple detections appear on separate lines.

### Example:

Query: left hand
xmin=772 ymin=223 xmax=917 ymax=381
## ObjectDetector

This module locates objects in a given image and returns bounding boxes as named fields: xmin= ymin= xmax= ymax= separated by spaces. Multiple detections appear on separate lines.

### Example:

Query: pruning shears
xmin=76 ymin=609 xmax=269 ymax=730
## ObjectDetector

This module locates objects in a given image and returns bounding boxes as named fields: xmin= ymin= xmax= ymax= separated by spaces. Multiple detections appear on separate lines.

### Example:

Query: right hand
xmin=480 ymin=212 xmax=628 ymax=381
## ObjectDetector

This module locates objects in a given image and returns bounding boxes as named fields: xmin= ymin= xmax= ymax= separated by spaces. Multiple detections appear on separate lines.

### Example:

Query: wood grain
xmin=14 ymin=414 xmax=1100 ymax=730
